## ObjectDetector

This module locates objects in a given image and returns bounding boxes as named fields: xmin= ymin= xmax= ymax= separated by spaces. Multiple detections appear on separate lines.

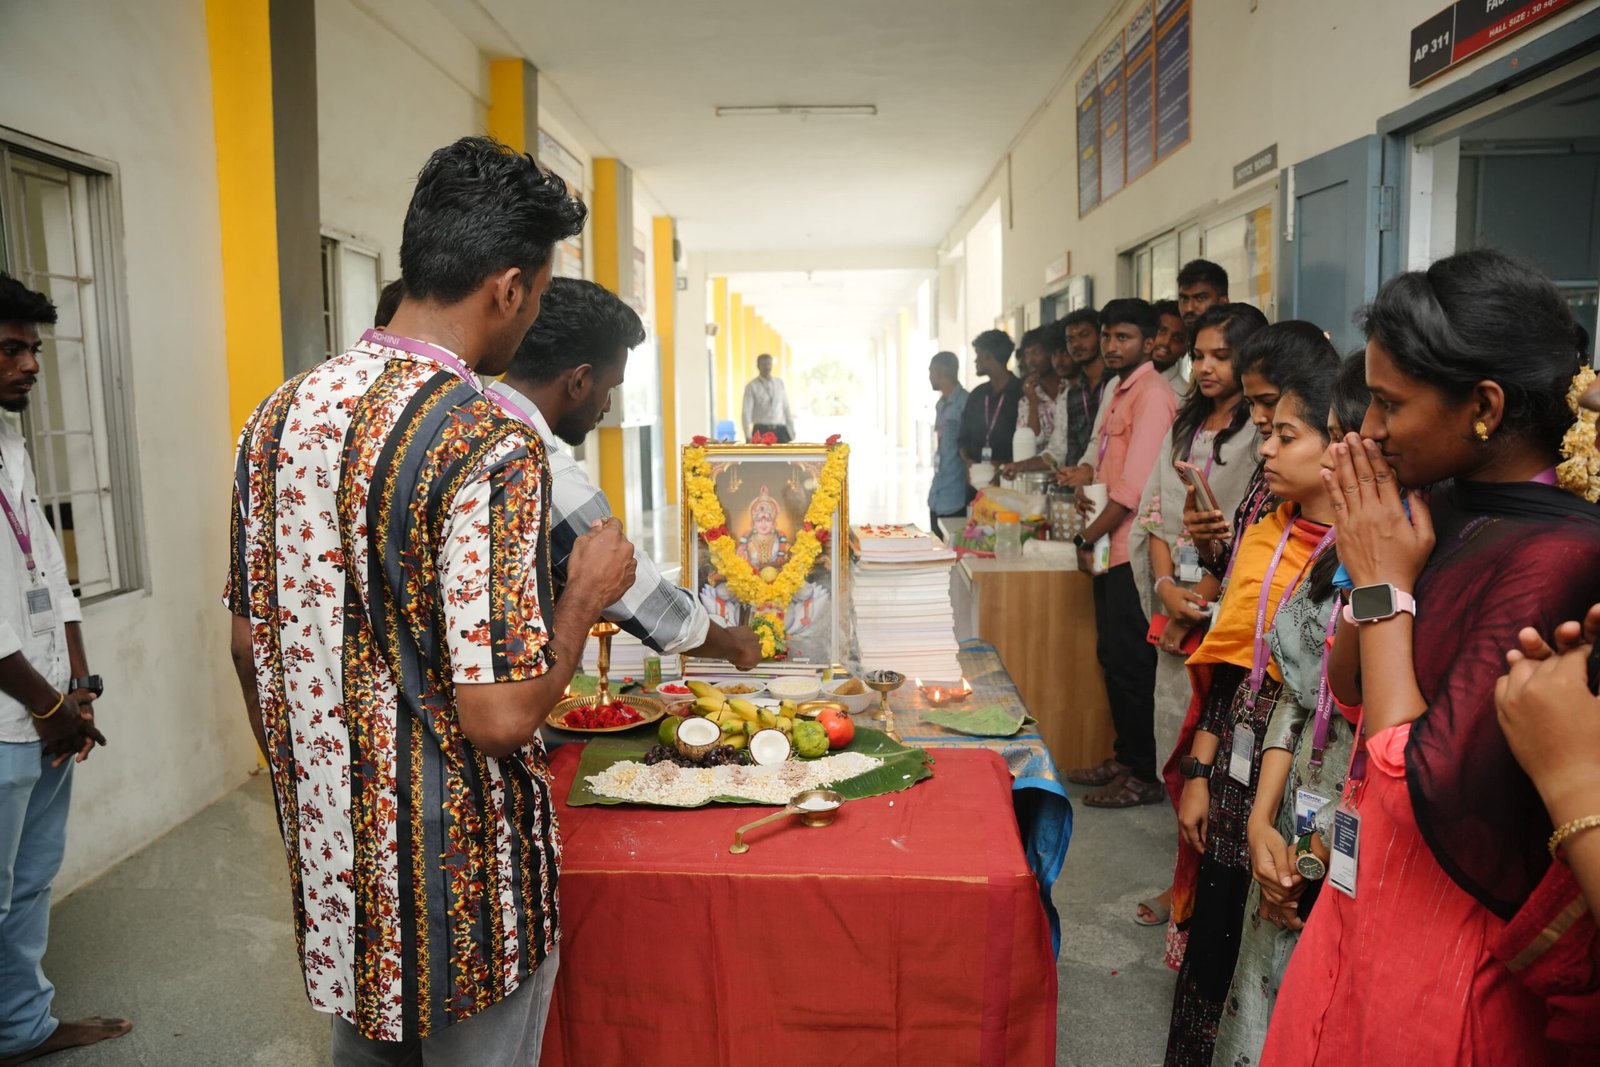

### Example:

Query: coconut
xmin=747 ymin=728 xmax=793 ymax=767
xmin=674 ymin=715 xmax=721 ymax=760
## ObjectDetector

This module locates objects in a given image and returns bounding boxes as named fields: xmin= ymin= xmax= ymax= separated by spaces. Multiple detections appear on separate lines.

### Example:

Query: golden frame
xmin=679 ymin=443 xmax=849 ymax=676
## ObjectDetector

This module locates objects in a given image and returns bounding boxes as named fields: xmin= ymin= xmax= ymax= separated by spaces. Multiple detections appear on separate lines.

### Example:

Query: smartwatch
xmin=1072 ymin=534 xmax=1089 ymax=550
xmin=1341 ymin=583 xmax=1416 ymax=626
xmin=1178 ymin=755 xmax=1214 ymax=780
xmin=70 ymin=675 xmax=104 ymax=698
xmin=1294 ymin=831 xmax=1327 ymax=880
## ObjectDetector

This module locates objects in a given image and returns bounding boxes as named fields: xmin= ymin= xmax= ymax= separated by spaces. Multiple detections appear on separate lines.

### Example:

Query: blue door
xmin=1278 ymin=136 xmax=1383 ymax=354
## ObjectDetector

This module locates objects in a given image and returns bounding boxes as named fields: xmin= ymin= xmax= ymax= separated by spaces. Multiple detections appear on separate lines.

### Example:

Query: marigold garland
xmin=684 ymin=442 xmax=849 ymax=643
xmin=1558 ymin=367 xmax=1600 ymax=503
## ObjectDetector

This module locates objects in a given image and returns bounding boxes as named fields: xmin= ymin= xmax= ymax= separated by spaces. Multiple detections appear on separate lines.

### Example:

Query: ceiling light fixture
xmin=714 ymin=104 xmax=878 ymax=118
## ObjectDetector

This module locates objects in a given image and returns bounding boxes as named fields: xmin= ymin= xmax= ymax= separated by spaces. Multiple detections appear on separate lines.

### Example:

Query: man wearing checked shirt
xmin=483 ymin=277 xmax=763 ymax=669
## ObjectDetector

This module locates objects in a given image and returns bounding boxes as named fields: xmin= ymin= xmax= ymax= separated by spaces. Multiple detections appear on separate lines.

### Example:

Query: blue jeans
xmin=0 ymin=741 xmax=72 ymax=1056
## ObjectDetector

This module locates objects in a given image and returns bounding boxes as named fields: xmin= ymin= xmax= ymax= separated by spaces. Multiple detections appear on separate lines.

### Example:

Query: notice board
xmin=1076 ymin=0 xmax=1192 ymax=216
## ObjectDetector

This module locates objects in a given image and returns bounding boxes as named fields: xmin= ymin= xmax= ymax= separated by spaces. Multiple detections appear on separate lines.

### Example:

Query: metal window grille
xmin=0 ymin=130 xmax=145 ymax=602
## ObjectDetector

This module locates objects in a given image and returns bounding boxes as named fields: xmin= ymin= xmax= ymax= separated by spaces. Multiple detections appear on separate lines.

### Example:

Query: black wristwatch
xmin=1179 ymin=755 xmax=1214 ymax=780
xmin=69 ymin=675 xmax=103 ymax=698
xmin=1072 ymin=533 xmax=1089 ymax=550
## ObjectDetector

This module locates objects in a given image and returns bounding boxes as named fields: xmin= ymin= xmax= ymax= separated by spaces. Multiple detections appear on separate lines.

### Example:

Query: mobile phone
xmin=1587 ymin=640 xmax=1600 ymax=694
xmin=1175 ymin=460 xmax=1222 ymax=515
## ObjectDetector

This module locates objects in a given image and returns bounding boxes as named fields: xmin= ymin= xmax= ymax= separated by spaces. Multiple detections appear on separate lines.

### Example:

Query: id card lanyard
xmin=1307 ymin=605 xmax=1343 ymax=768
xmin=0 ymin=485 xmax=36 ymax=578
xmin=982 ymin=388 xmax=1008 ymax=461
xmin=362 ymin=329 xmax=528 ymax=424
xmin=1176 ymin=424 xmax=1218 ymax=580
xmin=1325 ymin=706 xmax=1370 ymax=899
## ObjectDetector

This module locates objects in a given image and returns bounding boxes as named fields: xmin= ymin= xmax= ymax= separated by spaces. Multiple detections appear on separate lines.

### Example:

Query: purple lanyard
xmin=0 ymin=487 xmax=33 ymax=573
xmin=1308 ymin=604 xmax=1342 ymax=767
xmin=983 ymin=390 xmax=1007 ymax=447
xmin=361 ymin=329 xmax=526 ymax=422
xmin=1246 ymin=523 xmax=1337 ymax=710
xmin=1222 ymin=489 xmax=1272 ymax=583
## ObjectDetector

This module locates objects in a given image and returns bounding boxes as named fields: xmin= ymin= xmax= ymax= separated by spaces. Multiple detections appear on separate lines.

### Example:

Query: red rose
xmin=801 ymin=521 xmax=814 ymax=532
xmin=692 ymin=435 xmax=709 ymax=445
xmin=826 ymin=434 xmax=841 ymax=446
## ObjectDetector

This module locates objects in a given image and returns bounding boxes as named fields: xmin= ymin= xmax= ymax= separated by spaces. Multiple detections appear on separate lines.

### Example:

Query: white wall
xmin=315 ymin=0 xmax=488 ymax=284
xmin=0 ymin=0 xmax=261 ymax=893
xmin=943 ymin=0 xmax=1599 ymax=317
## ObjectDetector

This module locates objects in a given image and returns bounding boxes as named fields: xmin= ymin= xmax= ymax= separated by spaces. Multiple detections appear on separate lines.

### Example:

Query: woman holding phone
xmin=1125 ymin=304 xmax=1264 ymax=920
xmin=1263 ymin=249 xmax=1600 ymax=1066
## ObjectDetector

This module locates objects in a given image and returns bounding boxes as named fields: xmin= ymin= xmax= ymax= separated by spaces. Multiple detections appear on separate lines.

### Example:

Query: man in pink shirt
xmin=1067 ymin=298 xmax=1177 ymax=807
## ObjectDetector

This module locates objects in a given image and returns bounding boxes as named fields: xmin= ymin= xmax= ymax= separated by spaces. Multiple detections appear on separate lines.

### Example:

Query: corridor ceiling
xmin=438 ymin=0 xmax=1120 ymax=253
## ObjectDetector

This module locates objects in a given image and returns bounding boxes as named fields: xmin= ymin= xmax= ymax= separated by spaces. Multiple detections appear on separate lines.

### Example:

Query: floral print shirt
xmin=227 ymin=336 xmax=560 ymax=1040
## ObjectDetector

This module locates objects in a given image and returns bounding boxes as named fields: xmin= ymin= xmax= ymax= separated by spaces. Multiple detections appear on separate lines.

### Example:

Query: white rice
xmin=585 ymin=752 xmax=883 ymax=806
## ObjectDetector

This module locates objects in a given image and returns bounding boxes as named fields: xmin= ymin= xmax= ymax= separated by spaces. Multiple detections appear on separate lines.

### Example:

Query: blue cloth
xmin=0 ymin=742 xmax=72 ymax=1056
xmin=928 ymin=387 xmax=970 ymax=515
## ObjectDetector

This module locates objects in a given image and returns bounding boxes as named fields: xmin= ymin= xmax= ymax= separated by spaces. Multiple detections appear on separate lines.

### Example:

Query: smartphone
xmin=1587 ymin=640 xmax=1600 ymax=694
xmin=1175 ymin=460 xmax=1222 ymax=515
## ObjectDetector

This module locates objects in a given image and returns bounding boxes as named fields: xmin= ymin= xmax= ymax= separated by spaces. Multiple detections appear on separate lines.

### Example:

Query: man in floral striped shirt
xmin=227 ymin=137 xmax=635 ymax=1063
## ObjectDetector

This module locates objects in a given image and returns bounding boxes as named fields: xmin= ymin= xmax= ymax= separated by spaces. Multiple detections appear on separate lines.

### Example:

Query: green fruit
xmin=658 ymin=716 xmax=682 ymax=747
xmin=793 ymin=720 xmax=829 ymax=759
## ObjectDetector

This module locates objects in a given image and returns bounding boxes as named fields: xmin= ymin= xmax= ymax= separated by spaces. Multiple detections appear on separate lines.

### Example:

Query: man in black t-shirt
xmin=957 ymin=329 xmax=1023 ymax=481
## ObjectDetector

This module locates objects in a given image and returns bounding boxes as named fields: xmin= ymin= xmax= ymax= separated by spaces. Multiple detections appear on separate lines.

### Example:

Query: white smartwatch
xmin=1341 ymin=583 xmax=1417 ymax=626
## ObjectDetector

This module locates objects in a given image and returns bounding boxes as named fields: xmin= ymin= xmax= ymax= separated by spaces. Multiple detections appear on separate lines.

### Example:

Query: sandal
xmin=1134 ymin=894 xmax=1171 ymax=927
xmin=1065 ymin=757 xmax=1129 ymax=786
xmin=1083 ymin=775 xmax=1166 ymax=808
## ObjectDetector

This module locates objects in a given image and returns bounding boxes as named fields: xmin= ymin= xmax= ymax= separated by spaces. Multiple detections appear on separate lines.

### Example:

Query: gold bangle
xmin=30 ymin=692 xmax=65 ymax=721
xmin=1548 ymin=815 xmax=1600 ymax=859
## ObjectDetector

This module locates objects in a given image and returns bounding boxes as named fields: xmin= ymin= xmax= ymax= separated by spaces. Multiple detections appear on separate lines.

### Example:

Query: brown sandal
xmin=1083 ymin=775 xmax=1165 ymax=808
xmin=1065 ymin=757 xmax=1129 ymax=786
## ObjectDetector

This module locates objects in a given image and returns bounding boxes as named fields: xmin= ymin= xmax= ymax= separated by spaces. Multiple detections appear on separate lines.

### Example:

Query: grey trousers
xmin=330 ymin=948 xmax=560 ymax=1067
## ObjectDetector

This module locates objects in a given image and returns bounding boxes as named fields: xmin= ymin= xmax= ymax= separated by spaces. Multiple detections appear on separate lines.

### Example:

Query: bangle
xmin=1549 ymin=815 xmax=1600 ymax=859
xmin=1154 ymin=576 xmax=1176 ymax=591
xmin=30 ymin=692 xmax=65 ymax=721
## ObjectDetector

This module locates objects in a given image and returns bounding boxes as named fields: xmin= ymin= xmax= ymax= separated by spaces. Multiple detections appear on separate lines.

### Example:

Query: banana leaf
xmin=566 ymin=726 xmax=934 ymax=808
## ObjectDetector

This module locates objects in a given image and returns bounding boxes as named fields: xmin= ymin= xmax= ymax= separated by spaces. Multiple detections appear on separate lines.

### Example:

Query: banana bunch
xmin=684 ymin=680 xmax=799 ymax=752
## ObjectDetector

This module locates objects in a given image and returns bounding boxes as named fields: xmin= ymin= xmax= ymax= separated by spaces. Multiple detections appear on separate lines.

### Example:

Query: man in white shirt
xmin=0 ymin=273 xmax=128 ymax=1063
xmin=487 ymin=277 xmax=762 ymax=669
xmin=741 ymin=354 xmax=796 ymax=443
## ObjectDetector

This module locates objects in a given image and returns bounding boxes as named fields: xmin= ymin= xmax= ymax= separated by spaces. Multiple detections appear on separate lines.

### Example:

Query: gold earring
xmin=1474 ymin=420 xmax=1491 ymax=442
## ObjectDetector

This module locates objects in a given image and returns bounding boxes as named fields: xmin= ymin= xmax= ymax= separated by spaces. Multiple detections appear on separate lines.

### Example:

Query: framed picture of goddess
xmin=680 ymin=442 xmax=849 ymax=674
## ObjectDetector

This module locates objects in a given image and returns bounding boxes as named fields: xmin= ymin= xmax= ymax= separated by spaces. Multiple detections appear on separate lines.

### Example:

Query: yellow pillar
xmin=729 ymin=293 xmax=746 ymax=434
xmin=712 ymin=277 xmax=730 ymax=429
xmin=207 ymin=0 xmax=284 ymax=439
xmin=743 ymin=306 xmax=758 ymax=400
xmin=652 ymin=217 xmax=679 ymax=505
xmin=591 ymin=159 xmax=629 ymax=526
xmin=486 ymin=59 xmax=534 ymax=153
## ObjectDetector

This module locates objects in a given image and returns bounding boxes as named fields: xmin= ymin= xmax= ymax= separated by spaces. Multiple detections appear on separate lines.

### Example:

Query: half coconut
xmin=748 ymin=728 xmax=793 ymax=767
xmin=674 ymin=715 xmax=721 ymax=761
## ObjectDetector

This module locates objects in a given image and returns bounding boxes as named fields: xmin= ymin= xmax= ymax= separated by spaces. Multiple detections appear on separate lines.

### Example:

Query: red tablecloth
xmin=539 ymin=746 xmax=1057 ymax=1066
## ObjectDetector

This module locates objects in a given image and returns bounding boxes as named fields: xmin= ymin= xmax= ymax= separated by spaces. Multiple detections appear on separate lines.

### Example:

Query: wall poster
xmin=1076 ymin=67 xmax=1101 ymax=216
xmin=1124 ymin=3 xmax=1157 ymax=183
xmin=537 ymin=130 xmax=587 ymax=279
xmin=1098 ymin=37 xmax=1127 ymax=201
xmin=1075 ymin=0 xmax=1191 ymax=216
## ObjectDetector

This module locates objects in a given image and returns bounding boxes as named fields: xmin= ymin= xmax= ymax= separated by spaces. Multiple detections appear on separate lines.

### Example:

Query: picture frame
xmin=680 ymin=443 xmax=849 ymax=676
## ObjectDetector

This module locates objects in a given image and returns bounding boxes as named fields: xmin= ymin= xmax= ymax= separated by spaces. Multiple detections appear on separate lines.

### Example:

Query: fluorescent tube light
xmin=714 ymin=105 xmax=878 ymax=118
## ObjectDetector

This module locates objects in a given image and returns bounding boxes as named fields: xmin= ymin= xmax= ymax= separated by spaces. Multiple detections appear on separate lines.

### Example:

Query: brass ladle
xmin=728 ymin=788 xmax=843 ymax=854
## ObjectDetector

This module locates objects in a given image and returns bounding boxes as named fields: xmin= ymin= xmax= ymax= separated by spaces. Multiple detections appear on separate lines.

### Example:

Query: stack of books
xmin=849 ymin=524 xmax=963 ymax=684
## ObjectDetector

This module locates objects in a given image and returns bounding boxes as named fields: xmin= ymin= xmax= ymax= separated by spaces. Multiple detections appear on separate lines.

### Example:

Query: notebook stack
xmin=849 ymin=524 xmax=963 ymax=684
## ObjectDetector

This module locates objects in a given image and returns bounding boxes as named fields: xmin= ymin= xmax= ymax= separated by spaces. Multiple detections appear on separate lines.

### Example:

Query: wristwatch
xmin=1341 ymin=583 xmax=1417 ymax=626
xmin=1072 ymin=533 xmax=1089 ymax=550
xmin=69 ymin=675 xmax=104 ymax=698
xmin=1294 ymin=831 xmax=1327 ymax=880
xmin=1178 ymin=755 xmax=1214 ymax=780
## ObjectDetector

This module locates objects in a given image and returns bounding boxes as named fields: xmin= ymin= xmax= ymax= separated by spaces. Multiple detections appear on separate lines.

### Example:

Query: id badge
xmin=1228 ymin=723 xmax=1255 ymax=784
xmin=1176 ymin=544 xmax=1204 ymax=584
xmin=1293 ymin=789 xmax=1329 ymax=837
xmin=1329 ymin=806 xmax=1360 ymax=898
xmin=26 ymin=585 xmax=53 ymax=636
xmin=981 ymin=446 xmax=993 ymax=463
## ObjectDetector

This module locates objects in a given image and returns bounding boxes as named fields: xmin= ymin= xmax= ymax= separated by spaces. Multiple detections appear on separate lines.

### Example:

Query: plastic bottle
xmin=994 ymin=510 xmax=1023 ymax=562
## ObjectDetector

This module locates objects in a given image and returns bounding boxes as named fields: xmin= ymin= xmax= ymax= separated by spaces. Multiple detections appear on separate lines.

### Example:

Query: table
xmin=539 ymin=746 xmax=1058 ymax=1066
xmin=949 ymin=556 xmax=1115 ymax=772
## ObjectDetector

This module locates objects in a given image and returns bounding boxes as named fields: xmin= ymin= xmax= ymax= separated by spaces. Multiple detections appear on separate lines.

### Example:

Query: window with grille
xmin=319 ymin=232 xmax=380 ymax=358
xmin=0 ymin=130 xmax=144 ymax=602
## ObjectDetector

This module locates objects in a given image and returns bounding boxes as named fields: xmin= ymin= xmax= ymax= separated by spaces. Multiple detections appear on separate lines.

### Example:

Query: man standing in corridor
xmin=742 ymin=352 xmax=796 ymax=442
xmin=228 ymin=137 xmax=636 ymax=1064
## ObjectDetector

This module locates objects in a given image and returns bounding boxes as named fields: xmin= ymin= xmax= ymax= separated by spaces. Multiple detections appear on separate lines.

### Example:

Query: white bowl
xmin=821 ymin=677 xmax=876 ymax=714
xmin=766 ymin=676 xmax=822 ymax=702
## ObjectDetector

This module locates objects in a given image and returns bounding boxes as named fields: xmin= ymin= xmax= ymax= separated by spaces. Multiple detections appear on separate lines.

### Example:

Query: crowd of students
xmin=932 ymin=250 xmax=1600 ymax=1064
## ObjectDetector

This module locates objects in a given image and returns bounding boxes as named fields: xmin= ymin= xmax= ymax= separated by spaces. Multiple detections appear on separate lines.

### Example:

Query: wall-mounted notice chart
xmin=1077 ymin=67 xmax=1100 ymax=216
xmin=1077 ymin=0 xmax=1191 ymax=215
xmin=1098 ymin=37 xmax=1126 ymax=201
xmin=1124 ymin=3 xmax=1156 ymax=183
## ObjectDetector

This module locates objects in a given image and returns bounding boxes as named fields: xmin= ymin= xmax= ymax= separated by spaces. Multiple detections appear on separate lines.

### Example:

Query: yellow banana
xmin=728 ymin=698 xmax=761 ymax=724
xmin=686 ymin=680 xmax=723 ymax=700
